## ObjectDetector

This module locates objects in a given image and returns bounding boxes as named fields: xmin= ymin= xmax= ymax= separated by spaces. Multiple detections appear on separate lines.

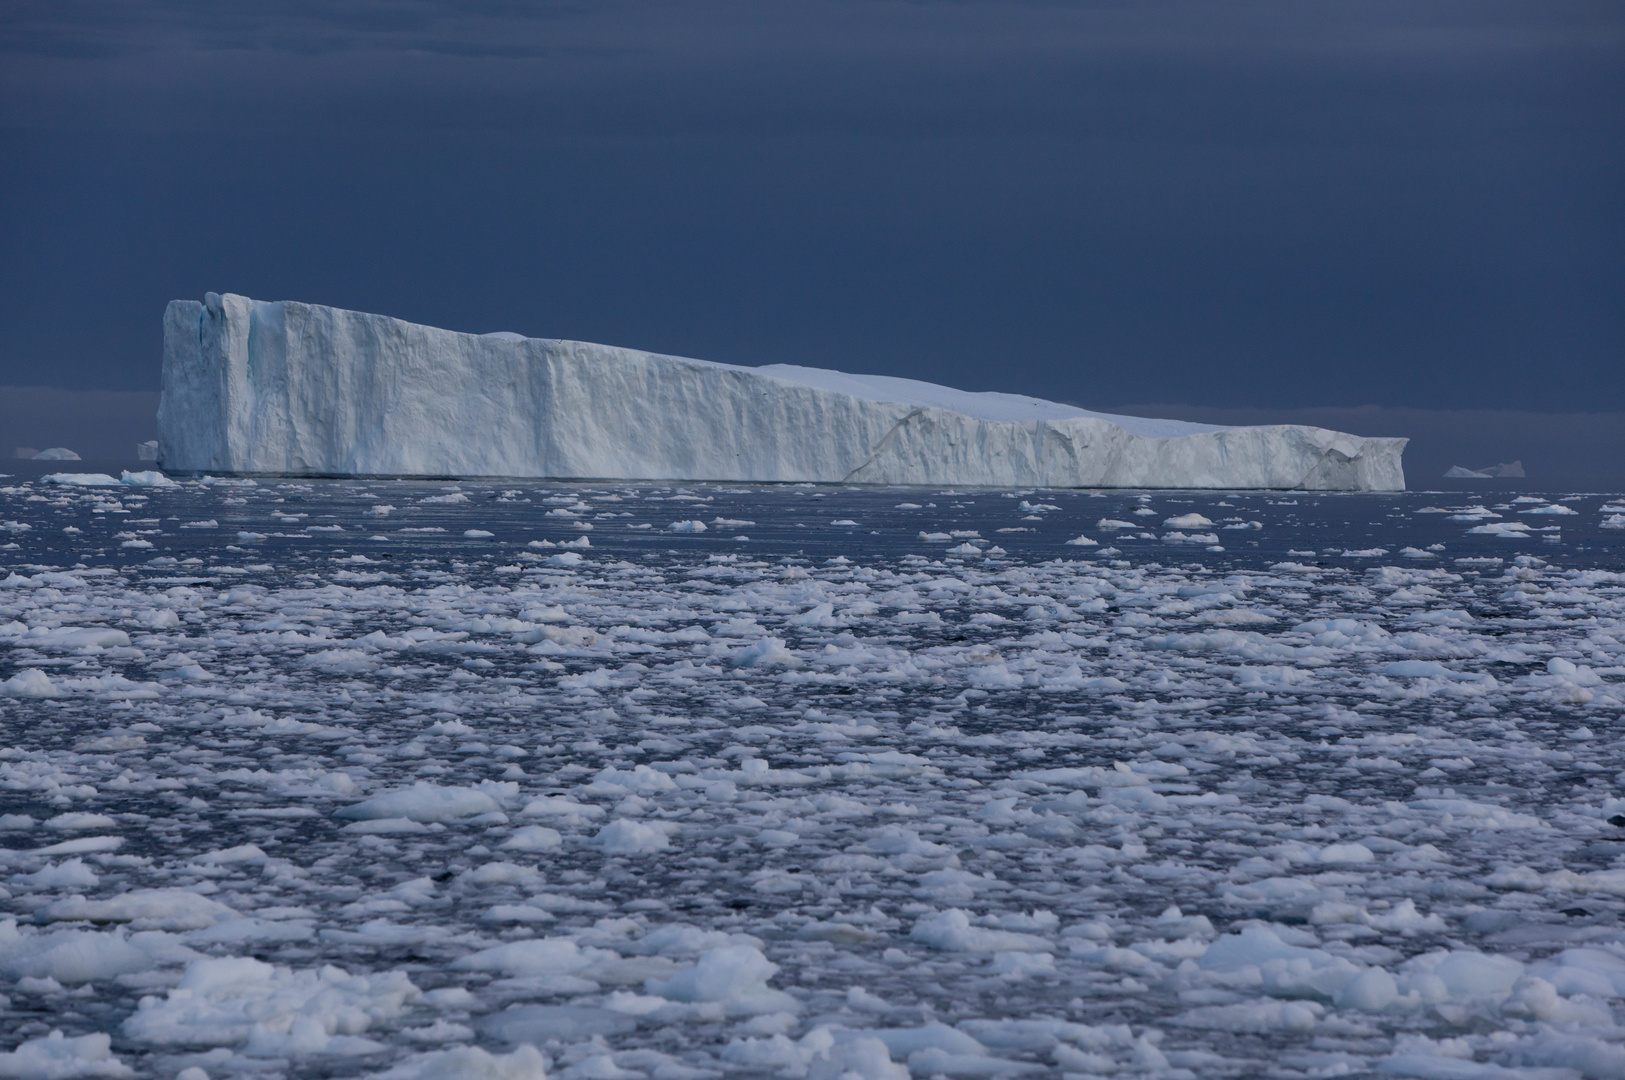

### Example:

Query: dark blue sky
xmin=2 ymin=0 xmax=1621 ymax=412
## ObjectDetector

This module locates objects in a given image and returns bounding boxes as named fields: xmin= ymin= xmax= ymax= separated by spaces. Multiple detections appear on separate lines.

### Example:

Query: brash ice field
xmin=1 ymin=476 xmax=1624 ymax=1079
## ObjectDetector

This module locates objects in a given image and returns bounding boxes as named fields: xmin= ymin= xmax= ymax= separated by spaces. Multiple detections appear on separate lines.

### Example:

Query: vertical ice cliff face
xmin=158 ymin=293 xmax=1407 ymax=489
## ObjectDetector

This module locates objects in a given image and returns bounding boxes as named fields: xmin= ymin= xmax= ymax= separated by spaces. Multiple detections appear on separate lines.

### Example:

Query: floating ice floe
xmin=0 ymin=1030 xmax=132 ymax=1079
xmin=0 ymin=482 xmax=1622 ymax=1078
xmin=121 ymin=956 xmax=421 ymax=1055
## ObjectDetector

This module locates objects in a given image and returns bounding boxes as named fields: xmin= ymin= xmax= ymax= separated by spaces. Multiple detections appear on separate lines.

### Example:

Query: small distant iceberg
xmin=31 ymin=447 xmax=81 ymax=461
xmin=1445 ymin=461 xmax=1524 ymax=479
xmin=158 ymin=292 xmax=1408 ymax=490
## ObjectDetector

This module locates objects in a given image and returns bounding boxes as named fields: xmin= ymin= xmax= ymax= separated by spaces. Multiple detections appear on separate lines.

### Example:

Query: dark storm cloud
xmin=2 ymin=0 xmax=1621 ymax=428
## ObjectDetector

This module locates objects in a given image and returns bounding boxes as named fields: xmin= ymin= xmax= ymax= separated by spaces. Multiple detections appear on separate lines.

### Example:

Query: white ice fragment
xmin=40 ymin=889 xmax=235 ymax=931
xmin=909 ymin=910 xmax=1050 ymax=953
xmin=585 ymin=765 xmax=678 ymax=797
xmin=119 ymin=470 xmax=175 ymax=487
xmin=1467 ymin=522 xmax=1533 ymax=537
xmin=122 ymin=956 xmax=421 ymax=1053
xmin=1334 ymin=967 xmax=1399 ymax=1012
xmin=2 ymin=670 xmax=59 ymax=698
xmin=591 ymin=819 xmax=676 ymax=855
xmin=520 ymin=797 xmax=605 ymax=825
xmin=500 ymin=826 xmax=563 ymax=852
xmin=451 ymin=937 xmax=609 ymax=979
xmin=1507 ymin=1032 xmax=1625 ymax=1078
xmin=377 ymin=1042 xmax=549 ymax=1078
xmin=29 ymin=837 xmax=123 ymax=857
xmin=1198 ymin=926 xmax=1366 ymax=1002
xmin=518 ymin=605 xmax=572 ymax=623
xmin=1176 ymin=999 xmax=1322 ymax=1033
xmin=723 ymin=1030 xmax=823 ymax=1072
xmin=807 ymin=1034 xmax=909 ymax=1080
xmin=730 ymin=637 xmax=799 ymax=667
xmin=334 ymin=783 xmax=504 ymax=824
xmin=42 ymin=813 xmax=115 ymax=832
xmin=789 ymin=603 xmax=837 ymax=627
xmin=1529 ymin=948 xmax=1625 ymax=998
xmin=39 ymin=473 xmax=119 ymax=486
xmin=906 ymin=1046 xmax=1046 ymax=1076
xmin=460 ymin=862 xmax=545 ymax=889
xmin=1018 ymin=762 xmax=1150 ymax=790
xmin=1317 ymin=842 xmax=1375 ymax=864
xmin=646 ymin=944 xmax=798 ymax=1015
xmin=627 ymin=924 xmax=755 ymax=958
xmin=16 ymin=859 xmax=100 ymax=890
xmin=0 ymin=1030 xmax=132 ymax=1079
xmin=1399 ymin=950 xmax=1525 ymax=1001
xmin=0 ymin=919 xmax=199 ymax=984
xmin=339 ymin=818 xmax=430 ymax=835
xmin=20 ymin=626 xmax=131 ymax=650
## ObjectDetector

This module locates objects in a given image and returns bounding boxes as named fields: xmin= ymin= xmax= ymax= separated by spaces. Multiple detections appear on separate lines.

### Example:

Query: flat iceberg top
xmin=750 ymin=364 xmax=1228 ymax=438
xmin=482 ymin=323 xmax=1227 ymax=439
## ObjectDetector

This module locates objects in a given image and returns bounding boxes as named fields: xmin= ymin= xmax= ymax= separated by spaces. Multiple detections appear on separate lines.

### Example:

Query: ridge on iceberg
xmin=158 ymin=293 xmax=1407 ymax=490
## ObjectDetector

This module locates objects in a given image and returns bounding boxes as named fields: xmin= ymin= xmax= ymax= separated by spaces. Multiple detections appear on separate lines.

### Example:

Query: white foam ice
xmin=374 ymin=1044 xmax=548 ymax=1080
xmin=590 ymin=818 xmax=676 ymax=855
xmin=0 ymin=920 xmax=198 ymax=985
xmin=121 ymin=956 xmax=421 ymax=1056
xmin=157 ymin=292 xmax=1407 ymax=489
xmin=334 ymin=782 xmax=509 ymax=824
xmin=646 ymin=944 xmax=799 ymax=1016
xmin=0 ymin=1030 xmax=131 ymax=1079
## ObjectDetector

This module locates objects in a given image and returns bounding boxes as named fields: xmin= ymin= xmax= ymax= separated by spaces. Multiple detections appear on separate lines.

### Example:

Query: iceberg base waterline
xmin=157 ymin=292 xmax=1407 ymax=490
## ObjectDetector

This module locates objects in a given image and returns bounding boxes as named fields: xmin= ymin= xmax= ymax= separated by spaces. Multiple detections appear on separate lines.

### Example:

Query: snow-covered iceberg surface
xmin=158 ymin=293 xmax=1407 ymax=489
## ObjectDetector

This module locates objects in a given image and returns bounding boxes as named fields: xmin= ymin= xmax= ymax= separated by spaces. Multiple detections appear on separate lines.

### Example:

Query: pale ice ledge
xmin=157 ymin=293 xmax=1407 ymax=490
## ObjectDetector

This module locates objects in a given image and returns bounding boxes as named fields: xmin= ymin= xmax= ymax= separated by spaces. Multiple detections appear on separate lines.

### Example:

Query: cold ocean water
xmin=2 ymin=474 xmax=1624 ymax=1080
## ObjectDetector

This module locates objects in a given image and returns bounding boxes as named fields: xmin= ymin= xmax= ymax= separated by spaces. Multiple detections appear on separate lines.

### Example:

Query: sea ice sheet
xmin=1 ymin=477 xmax=1622 ymax=1078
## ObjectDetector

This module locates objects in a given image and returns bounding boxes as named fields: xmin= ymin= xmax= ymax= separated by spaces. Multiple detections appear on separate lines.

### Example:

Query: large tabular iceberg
xmin=158 ymin=293 xmax=1406 ymax=489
